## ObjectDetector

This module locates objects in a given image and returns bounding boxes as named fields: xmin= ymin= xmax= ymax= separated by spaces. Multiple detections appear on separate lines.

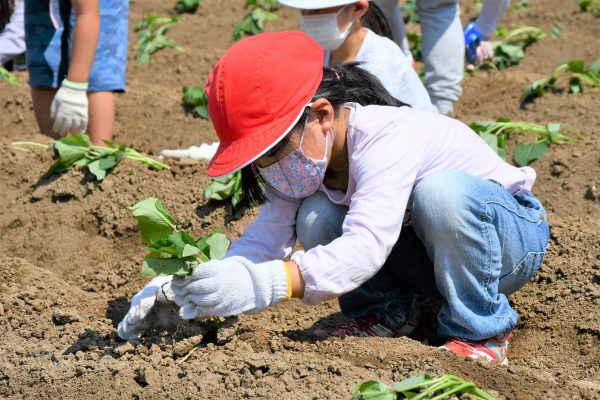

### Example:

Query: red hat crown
xmin=205 ymin=31 xmax=324 ymax=177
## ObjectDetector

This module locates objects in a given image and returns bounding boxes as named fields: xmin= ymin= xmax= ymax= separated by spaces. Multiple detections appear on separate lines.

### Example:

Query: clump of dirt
xmin=0 ymin=0 xmax=599 ymax=398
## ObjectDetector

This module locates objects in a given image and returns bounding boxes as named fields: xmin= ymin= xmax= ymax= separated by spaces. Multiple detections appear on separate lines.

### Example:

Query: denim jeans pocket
xmin=499 ymin=250 xmax=546 ymax=295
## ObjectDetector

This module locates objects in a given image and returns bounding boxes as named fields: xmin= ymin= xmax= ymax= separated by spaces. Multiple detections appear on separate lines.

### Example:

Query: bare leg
xmin=87 ymin=91 xmax=115 ymax=146
xmin=30 ymin=87 xmax=59 ymax=139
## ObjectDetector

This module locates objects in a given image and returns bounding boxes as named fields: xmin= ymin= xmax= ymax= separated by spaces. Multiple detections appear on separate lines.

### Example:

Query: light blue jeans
xmin=296 ymin=170 xmax=550 ymax=340
xmin=373 ymin=0 xmax=464 ymax=114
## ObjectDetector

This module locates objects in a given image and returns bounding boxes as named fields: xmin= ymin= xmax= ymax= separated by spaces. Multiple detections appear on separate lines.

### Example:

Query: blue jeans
xmin=296 ymin=170 xmax=550 ymax=340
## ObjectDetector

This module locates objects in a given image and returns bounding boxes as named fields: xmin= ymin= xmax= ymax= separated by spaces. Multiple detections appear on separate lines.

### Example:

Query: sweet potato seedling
xmin=175 ymin=0 xmax=203 ymax=14
xmin=577 ymin=0 xmax=600 ymax=16
xmin=11 ymin=133 xmax=170 ymax=181
xmin=129 ymin=197 xmax=230 ymax=277
xmin=0 ymin=66 xmax=19 ymax=84
xmin=135 ymin=15 xmax=183 ymax=65
xmin=232 ymin=0 xmax=279 ymax=41
xmin=470 ymin=118 xmax=576 ymax=166
xmin=204 ymin=171 xmax=243 ymax=209
xmin=182 ymin=86 xmax=209 ymax=120
xmin=520 ymin=58 xmax=600 ymax=108
xmin=352 ymin=374 xmax=495 ymax=400
xmin=481 ymin=26 xmax=546 ymax=70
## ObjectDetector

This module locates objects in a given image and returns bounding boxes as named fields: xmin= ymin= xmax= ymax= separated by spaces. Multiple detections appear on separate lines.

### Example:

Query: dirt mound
xmin=0 ymin=0 xmax=599 ymax=398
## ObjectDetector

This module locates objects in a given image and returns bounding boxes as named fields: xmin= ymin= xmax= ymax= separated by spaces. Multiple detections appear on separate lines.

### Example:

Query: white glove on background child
xmin=171 ymin=256 xmax=289 ymax=320
xmin=50 ymin=79 xmax=89 ymax=136
xmin=117 ymin=275 xmax=180 ymax=341
xmin=159 ymin=143 xmax=219 ymax=161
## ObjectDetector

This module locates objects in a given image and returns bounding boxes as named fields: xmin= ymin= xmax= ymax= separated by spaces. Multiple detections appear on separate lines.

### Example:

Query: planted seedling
xmin=470 ymin=118 xmax=576 ymax=166
xmin=0 ymin=66 xmax=19 ymax=84
xmin=135 ymin=15 xmax=182 ymax=65
xmin=204 ymin=171 xmax=243 ymax=209
xmin=351 ymin=374 xmax=495 ymax=400
xmin=479 ymin=26 xmax=546 ymax=70
xmin=520 ymin=58 xmax=600 ymax=107
xmin=175 ymin=0 xmax=203 ymax=14
xmin=11 ymin=133 xmax=170 ymax=181
xmin=232 ymin=0 xmax=279 ymax=41
xmin=182 ymin=86 xmax=209 ymax=120
xmin=128 ymin=197 xmax=230 ymax=276
xmin=577 ymin=0 xmax=600 ymax=16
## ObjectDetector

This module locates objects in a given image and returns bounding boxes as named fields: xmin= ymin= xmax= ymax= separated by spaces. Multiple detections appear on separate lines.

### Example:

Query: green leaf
xmin=86 ymin=150 xmax=124 ymax=181
xmin=588 ymin=58 xmax=600 ymax=75
xmin=182 ymin=86 xmax=210 ymax=120
xmin=513 ymin=141 xmax=549 ymax=166
xmin=351 ymin=381 xmax=396 ymax=400
xmin=566 ymin=59 xmax=585 ymax=73
xmin=204 ymin=171 xmax=244 ymax=208
xmin=469 ymin=120 xmax=494 ymax=134
xmin=128 ymin=197 xmax=177 ymax=244
xmin=141 ymin=256 xmax=199 ymax=276
xmin=206 ymin=232 xmax=230 ymax=260
xmin=550 ymin=22 xmax=561 ymax=39
xmin=175 ymin=0 xmax=202 ymax=13
xmin=0 ymin=66 xmax=20 ymax=84
xmin=391 ymin=375 xmax=432 ymax=393
xmin=478 ymin=131 xmax=500 ymax=155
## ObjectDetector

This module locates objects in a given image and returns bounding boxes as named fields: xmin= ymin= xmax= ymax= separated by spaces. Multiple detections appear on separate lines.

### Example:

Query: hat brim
xmin=206 ymin=105 xmax=309 ymax=178
xmin=278 ymin=0 xmax=361 ymax=10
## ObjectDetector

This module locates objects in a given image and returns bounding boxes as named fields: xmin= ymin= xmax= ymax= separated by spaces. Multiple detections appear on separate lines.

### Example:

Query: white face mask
xmin=300 ymin=6 xmax=354 ymax=52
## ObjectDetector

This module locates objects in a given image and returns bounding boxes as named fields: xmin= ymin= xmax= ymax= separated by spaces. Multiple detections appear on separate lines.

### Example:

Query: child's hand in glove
xmin=117 ymin=275 xmax=181 ymax=342
xmin=171 ymin=256 xmax=289 ymax=320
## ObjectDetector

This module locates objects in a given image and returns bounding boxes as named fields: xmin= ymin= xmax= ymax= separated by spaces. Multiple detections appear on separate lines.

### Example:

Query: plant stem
xmin=10 ymin=141 xmax=50 ymax=149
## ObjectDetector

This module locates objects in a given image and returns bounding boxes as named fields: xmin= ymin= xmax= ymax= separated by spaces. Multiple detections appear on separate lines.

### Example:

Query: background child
xmin=24 ymin=0 xmax=128 ymax=145
xmin=0 ymin=0 xmax=26 ymax=69
xmin=280 ymin=0 xmax=437 ymax=113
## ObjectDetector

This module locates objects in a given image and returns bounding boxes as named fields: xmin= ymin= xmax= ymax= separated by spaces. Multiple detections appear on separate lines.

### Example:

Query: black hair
xmin=0 ymin=0 xmax=15 ymax=30
xmin=240 ymin=62 xmax=409 ymax=206
xmin=361 ymin=2 xmax=393 ymax=41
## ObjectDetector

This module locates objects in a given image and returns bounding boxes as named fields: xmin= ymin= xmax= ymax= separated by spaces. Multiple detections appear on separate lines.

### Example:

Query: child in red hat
xmin=118 ymin=31 xmax=549 ymax=366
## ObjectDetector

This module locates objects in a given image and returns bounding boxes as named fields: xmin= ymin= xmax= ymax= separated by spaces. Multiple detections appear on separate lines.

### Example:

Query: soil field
xmin=0 ymin=0 xmax=599 ymax=399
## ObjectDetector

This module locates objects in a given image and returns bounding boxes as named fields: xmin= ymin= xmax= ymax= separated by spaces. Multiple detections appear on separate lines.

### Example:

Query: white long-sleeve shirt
xmin=0 ymin=0 xmax=25 ymax=66
xmin=226 ymin=103 xmax=536 ymax=305
xmin=325 ymin=29 xmax=438 ymax=114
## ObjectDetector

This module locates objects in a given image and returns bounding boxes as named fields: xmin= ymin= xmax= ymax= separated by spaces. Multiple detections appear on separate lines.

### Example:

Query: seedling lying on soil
xmin=520 ymin=58 xmax=600 ymax=107
xmin=204 ymin=171 xmax=243 ymax=209
xmin=175 ymin=0 xmax=203 ymax=14
xmin=135 ymin=15 xmax=183 ymax=65
xmin=129 ymin=197 xmax=230 ymax=276
xmin=11 ymin=133 xmax=169 ymax=181
xmin=352 ymin=374 xmax=495 ymax=400
xmin=483 ymin=26 xmax=546 ymax=70
xmin=232 ymin=0 xmax=279 ymax=41
xmin=470 ymin=118 xmax=576 ymax=166
xmin=182 ymin=86 xmax=209 ymax=120
xmin=577 ymin=0 xmax=600 ymax=16
xmin=0 ymin=66 xmax=19 ymax=84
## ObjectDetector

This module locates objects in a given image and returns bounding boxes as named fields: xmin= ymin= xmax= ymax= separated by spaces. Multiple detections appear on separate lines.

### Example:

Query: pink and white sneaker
xmin=440 ymin=331 xmax=513 ymax=366
xmin=314 ymin=314 xmax=394 ymax=338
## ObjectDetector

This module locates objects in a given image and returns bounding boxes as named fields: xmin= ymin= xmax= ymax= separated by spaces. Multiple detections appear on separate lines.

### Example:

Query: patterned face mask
xmin=256 ymin=119 xmax=332 ymax=199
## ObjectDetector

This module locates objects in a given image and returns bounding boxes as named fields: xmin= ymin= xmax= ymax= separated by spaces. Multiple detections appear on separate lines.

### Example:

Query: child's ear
xmin=311 ymin=98 xmax=335 ymax=131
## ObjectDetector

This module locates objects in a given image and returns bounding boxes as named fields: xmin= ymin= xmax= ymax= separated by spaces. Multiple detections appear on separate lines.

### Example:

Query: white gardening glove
xmin=171 ymin=256 xmax=289 ymax=320
xmin=159 ymin=143 xmax=219 ymax=161
xmin=117 ymin=275 xmax=181 ymax=341
xmin=50 ymin=79 xmax=89 ymax=136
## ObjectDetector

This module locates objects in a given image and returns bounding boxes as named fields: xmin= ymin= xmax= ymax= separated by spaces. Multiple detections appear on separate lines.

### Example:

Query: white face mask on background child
xmin=300 ymin=6 xmax=355 ymax=52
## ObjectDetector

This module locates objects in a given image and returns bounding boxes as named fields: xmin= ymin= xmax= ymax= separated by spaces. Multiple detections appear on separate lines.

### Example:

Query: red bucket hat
xmin=205 ymin=31 xmax=324 ymax=177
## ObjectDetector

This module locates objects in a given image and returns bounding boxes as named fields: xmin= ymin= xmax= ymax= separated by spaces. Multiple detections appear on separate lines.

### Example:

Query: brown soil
xmin=1 ymin=0 xmax=599 ymax=398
